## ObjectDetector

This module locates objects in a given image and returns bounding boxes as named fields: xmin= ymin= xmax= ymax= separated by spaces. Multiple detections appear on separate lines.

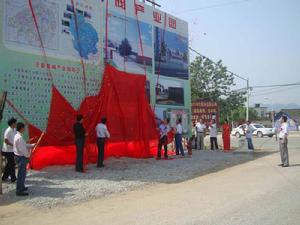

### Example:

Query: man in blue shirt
xmin=157 ymin=119 xmax=169 ymax=160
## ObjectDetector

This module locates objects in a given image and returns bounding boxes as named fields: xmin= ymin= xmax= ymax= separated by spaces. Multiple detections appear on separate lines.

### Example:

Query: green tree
xmin=232 ymin=107 xmax=258 ymax=122
xmin=190 ymin=56 xmax=246 ymax=123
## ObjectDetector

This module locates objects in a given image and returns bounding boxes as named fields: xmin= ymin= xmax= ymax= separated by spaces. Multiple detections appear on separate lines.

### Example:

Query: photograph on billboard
xmin=155 ymin=77 xmax=184 ymax=106
xmin=155 ymin=107 xmax=189 ymax=133
xmin=154 ymin=27 xmax=189 ymax=80
xmin=106 ymin=11 xmax=153 ymax=74
xmin=4 ymin=0 xmax=101 ymax=63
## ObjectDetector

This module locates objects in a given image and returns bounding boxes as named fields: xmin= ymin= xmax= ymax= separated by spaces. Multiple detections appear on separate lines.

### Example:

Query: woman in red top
xmin=222 ymin=119 xmax=231 ymax=151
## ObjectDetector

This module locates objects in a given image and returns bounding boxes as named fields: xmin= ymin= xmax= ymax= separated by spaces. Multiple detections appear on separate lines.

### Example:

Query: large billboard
xmin=0 ymin=0 xmax=191 ymax=134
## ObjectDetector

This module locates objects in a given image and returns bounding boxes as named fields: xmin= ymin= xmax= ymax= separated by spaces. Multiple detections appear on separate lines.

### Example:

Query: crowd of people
xmin=193 ymin=118 xmax=231 ymax=151
xmin=156 ymin=118 xmax=229 ymax=160
xmin=156 ymin=116 xmax=290 ymax=168
xmin=1 ymin=115 xmax=290 ymax=196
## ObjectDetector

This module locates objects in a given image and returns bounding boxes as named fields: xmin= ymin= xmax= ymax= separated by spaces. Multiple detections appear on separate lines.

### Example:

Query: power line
xmin=251 ymin=86 xmax=297 ymax=95
xmin=175 ymin=0 xmax=251 ymax=14
xmin=248 ymin=83 xmax=300 ymax=95
xmin=251 ymin=82 xmax=300 ymax=89
xmin=251 ymin=86 xmax=282 ymax=94
xmin=251 ymin=86 xmax=299 ymax=97
xmin=189 ymin=47 xmax=248 ymax=81
xmin=235 ymin=83 xmax=300 ymax=95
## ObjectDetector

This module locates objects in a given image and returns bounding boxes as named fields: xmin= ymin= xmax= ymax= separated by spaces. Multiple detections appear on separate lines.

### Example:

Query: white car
xmin=231 ymin=123 xmax=275 ymax=138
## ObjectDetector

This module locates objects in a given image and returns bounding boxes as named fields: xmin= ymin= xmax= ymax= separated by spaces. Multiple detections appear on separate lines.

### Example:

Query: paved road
xmin=0 ymin=134 xmax=299 ymax=225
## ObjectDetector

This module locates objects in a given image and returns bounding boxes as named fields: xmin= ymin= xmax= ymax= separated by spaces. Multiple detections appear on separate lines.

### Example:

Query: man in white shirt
xmin=175 ymin=118 xmax=184 ymax=156
xmin=13 ymin=122 xmax=35 ymax=196
xmin=195 ymin=119 xmax=206 ymax=150
xmin=2 ymin=118 xmax=17 ymax=182
xmin=209 ymin=119 xmax=218 ymax=150
xmin=278 ymin=115 xmax=289 ymax=167
xmin=95 ymin=117 xmax=110 ymax=168
xmin=245 ymin=121 xmax=254 ymax=150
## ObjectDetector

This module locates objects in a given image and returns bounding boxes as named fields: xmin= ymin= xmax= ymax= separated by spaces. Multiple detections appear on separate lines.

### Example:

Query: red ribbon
xmin=153 ymin=13 xmax=167 ymax=112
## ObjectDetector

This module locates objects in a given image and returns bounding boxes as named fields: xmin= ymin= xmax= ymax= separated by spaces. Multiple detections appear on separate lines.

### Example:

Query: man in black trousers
xmin=73 ymin=115 xmax=87 ymax=173
xmin=95 ymin=117 xmax=110 ymax=168
xmin=157 ymin=119 xmax=169 ymax=160
xmin=2 ymin=118 xmax=17 ymax=182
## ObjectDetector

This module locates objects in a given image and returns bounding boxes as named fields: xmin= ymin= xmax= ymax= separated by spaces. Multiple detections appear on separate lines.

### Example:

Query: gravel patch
xmin=0 ymin=150 xmax=270 ymax=208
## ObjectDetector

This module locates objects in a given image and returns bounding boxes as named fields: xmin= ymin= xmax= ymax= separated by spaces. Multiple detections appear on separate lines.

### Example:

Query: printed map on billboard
xmin=4 ymin=0 xmax=101 ymax=63
xmin=5 ymin=0 xmax=59 ymax=50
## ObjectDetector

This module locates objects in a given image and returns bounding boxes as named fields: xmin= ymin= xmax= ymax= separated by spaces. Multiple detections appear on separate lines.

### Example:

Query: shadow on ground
xmin=0 ymin=149 xmax=278 ymax=207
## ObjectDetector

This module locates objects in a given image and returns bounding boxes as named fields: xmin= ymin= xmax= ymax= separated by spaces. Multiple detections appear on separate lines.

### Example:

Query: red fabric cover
xmin=29 ymin=65 xmax=159 ymax=170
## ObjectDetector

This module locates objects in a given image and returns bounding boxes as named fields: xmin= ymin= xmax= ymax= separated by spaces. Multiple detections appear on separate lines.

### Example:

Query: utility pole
xmin=246 ymin=79 xmax=249 ymax=121
xmin=264 ymin=97 xmax=275 ymax=128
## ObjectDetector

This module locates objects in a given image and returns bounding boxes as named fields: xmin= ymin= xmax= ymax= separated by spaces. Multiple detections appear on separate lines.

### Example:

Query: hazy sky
xmin=155 ymin=0 xmax=300 ymax=106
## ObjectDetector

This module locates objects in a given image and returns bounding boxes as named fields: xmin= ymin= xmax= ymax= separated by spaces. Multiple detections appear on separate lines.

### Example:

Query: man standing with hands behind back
xmin=278 ymin=115 xmax=289 ymax=167
xmin=96 ymin=117 xmax=110 ymax=168
xmin=73 ymin=115 xmax=87 ymax=173
xmin=2 ymin=118 xmax=17 ymax=183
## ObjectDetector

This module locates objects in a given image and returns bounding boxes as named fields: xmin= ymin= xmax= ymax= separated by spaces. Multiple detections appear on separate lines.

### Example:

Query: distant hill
xmin=263 ymin=103 xmax=300 ymax=111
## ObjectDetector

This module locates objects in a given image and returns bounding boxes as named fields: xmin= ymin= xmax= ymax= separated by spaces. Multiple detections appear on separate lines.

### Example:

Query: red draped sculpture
xmin=28 ymin=65 xmax=159 ymax=170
